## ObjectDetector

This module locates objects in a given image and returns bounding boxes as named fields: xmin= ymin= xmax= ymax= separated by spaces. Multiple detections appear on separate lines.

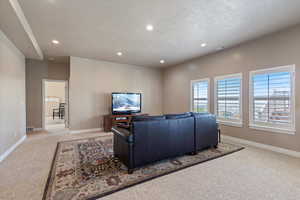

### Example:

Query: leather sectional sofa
xmin=112 ymin=112 xmax=218 ymax=173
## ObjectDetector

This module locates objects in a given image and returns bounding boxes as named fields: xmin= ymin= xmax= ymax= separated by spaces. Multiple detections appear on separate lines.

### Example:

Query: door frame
xmin=42 ymin=79 xmax=69 ymax=130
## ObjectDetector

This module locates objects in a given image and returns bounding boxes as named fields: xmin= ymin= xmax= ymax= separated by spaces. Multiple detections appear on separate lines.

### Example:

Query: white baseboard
xmin=0 ymin=135 xmax=27 ymax=163
xmin=70 ymin=128 xmax=103 ymax=134
xmin=222 ymin=135 xmax=300 ymax=158
xmin=26 ymin=127 xmax=43 ymax=132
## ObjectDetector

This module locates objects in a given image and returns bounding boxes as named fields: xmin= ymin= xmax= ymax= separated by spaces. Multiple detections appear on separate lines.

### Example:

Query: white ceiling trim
xmin=9 ymin=0 xmax=43 ymax=60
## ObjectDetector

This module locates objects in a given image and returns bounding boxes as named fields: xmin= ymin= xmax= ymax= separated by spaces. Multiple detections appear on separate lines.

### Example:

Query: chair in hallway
xmin=53 ymin=103 xmax=65 ymax=120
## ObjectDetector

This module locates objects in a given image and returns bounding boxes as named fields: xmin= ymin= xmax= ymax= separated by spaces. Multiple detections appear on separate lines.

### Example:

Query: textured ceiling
xmin=13 ymin=0 xmax=300 ymax=67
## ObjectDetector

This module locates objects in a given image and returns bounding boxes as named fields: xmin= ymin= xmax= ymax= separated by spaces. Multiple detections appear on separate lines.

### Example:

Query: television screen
xmin=112 ymin=93 xmax=141 ymax=114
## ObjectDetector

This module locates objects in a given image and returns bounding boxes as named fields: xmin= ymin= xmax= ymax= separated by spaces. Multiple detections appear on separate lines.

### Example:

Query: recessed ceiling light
xmin=52 ymin=40 xmax=59 ymax=44
xmin=146 ymin=24 xmax=154 ymax=31
xmin=117 ymin=52 xmax=123 ymax=56
xmin=160 ymin=60 xmax=165 ymax=64
xmin=201 ymin=43 xmax=207 ymax=47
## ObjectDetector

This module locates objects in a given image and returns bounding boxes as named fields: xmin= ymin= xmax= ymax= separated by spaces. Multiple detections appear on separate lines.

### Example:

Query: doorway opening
xmin=43 ymin=80 xmax=68 ymax=131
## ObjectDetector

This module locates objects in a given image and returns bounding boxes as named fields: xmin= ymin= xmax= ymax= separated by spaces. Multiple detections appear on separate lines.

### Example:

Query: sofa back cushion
xmin=165 ymin=112 xmax=192 ymax=119
xmin=190 ymin=112 xmax=209 ymax=116
xmin=132 ymin=115 xmax=166 ymax=121
xmin=132 ymin=116 xmax=195 ymax=167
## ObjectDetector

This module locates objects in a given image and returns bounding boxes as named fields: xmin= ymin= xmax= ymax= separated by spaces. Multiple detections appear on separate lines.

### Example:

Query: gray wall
xmin=25 ymin=59 xmax=69 ymax=128
xmin=163 ymin=25 xmax=300 ymax=152
xmin=69 ymin=56 xmax=163 ymax=130
xmin=0 ymin=30 xmax=26 ymax=156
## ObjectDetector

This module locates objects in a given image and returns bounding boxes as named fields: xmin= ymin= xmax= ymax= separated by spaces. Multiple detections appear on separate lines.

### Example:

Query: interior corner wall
xmin=25 ymin=59 xmax=70 ymax=129
xmin=162 ymin=24 xmax=300 ymax=152
xmin=69 ymin=56 xmax=163 ymax=131
xmin=0 ymin=30 xmax=26 ymax=156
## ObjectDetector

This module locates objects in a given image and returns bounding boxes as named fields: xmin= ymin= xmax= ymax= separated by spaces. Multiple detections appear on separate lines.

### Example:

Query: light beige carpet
xmin=0 ymin=131 xmax=300 ymax=200
xmin=43 ymin=136 xmax=242 ymax=200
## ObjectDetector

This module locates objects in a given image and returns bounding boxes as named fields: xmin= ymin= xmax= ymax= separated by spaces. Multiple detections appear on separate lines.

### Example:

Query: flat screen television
xmin=112 ymin=92 xmax=141 ymax=114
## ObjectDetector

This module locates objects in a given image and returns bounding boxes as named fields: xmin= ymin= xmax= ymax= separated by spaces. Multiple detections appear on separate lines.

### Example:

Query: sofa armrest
xmin=193 ymin=113 xmax=218 ymax=150
xmin=112 ymin=126 xmax=133 ymax=143
xmin=112 ymin=126 xmax=134 ymax=172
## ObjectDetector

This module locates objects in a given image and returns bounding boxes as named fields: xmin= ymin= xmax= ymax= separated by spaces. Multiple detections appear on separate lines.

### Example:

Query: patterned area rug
xmin=43 ymin=135 xmax=243 ymax=200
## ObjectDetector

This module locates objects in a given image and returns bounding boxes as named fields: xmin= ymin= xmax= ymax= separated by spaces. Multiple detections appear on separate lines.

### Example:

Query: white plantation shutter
xmin=215 ymin=74 xmax=242 ymax=125
xmin=191 ymin=79 xmax=209 ymax=112
xmin=250 ymin=65 xmax=295 ymax=133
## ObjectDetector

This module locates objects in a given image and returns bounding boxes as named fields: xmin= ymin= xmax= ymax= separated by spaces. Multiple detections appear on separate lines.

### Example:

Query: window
xmin=191 ymin=78 xmax=210 ymax=112
xmin=214 ymin=73 xmax=242 ymax=126
xmin=249 ymin=65 xmax=295 ymax=134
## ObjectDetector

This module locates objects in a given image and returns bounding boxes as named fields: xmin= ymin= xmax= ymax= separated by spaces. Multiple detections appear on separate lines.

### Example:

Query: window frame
xmin=214 ymin=73 xmax=243 ymax=127
xmin=190 ymin=78 xmax=210 ymax=113
xmin=249 ymin=65 xmax=296 ymax=134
